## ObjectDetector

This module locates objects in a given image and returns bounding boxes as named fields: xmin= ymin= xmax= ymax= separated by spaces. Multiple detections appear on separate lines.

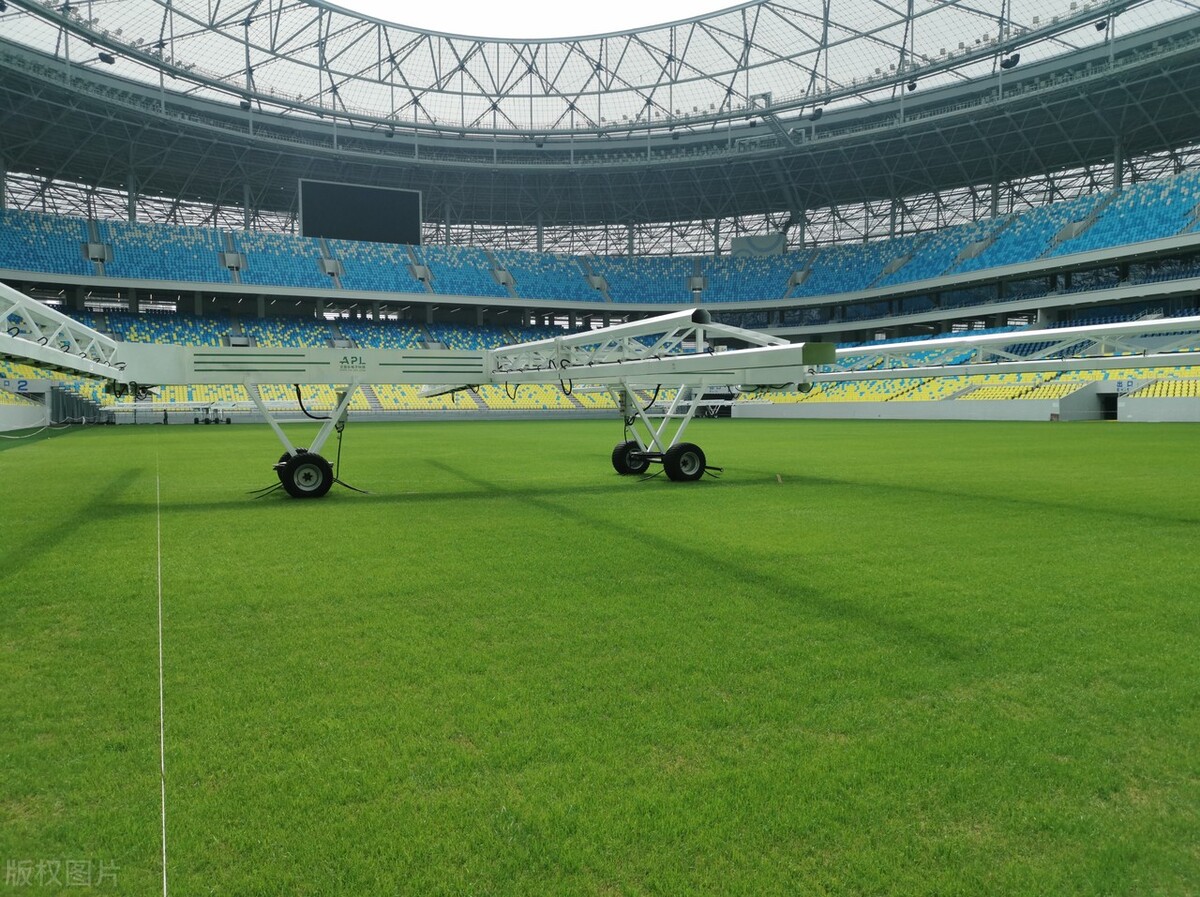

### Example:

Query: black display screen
xmin=299 ymin=179 xmax=422 ymax=245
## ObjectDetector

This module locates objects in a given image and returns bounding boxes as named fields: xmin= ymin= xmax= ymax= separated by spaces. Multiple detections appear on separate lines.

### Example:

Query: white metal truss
xmin=246 ymin=381 xmax=359 ymax=457
xmin=0 ymin=282 xmax=126 ymax=380
xmin=830 ymin=315 xmax=1200 ymax=375
xmin=613 ymin=384 xmax=709 ymax=456
xmin=488 ymin=309 xmax=788 ymax=375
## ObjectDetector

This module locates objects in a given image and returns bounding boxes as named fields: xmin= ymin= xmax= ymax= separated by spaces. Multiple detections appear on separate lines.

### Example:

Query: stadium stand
xmin=427 ymin=323 xmax=510 ymax=350
xmin=100 ymin=219 xmax=231 ymax=283
xmin=493 ymin=250 xmax=598 ymax=302
xmin=3 ymin=183 xmax=1200 ymax=314
xmin=240 ymin=316 xmax=333 ymax=348
xmin=106 ymin=312 xmax=230 ymax=346
xmin=418 ymin=245 xmax=510 ymax=298
xmin=792 ymin=237 xmax=920 ymax=298
xmin=1051 ymin=169 xmax=1200 ymax=256
xmin=0 ymin=209 xmax=92 ymax=276
xmin=338 ymin=320 xmax=424 ymax=349
xmin=591 ymin=255 xmax=696 ymax=303
xmin=878 ymin=219 xmax=1007 ymax=287
xmin=701 ymin=254 xmax=796 ymax=302
xmin=233 ymin=231 xmax=330 ymax=289
xmin=954 ymin=194 xmax=1105 ymax=273
xmin=328 ymin=239 xmax=428 ymax=293
xmin=0 ymin=385 xmax=39 ymax=406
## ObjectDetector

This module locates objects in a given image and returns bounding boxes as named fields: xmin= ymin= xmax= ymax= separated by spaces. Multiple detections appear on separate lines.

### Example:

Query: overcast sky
xmin=330 ymin=0 xmax=732 ymax=39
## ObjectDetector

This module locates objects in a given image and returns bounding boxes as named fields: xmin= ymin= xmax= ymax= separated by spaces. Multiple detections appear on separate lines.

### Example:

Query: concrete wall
xmin=734 ymin=385 xmax=1108 ymax=422
xmin=734 ymin=401 xmax=1051 ymax=421
xmin=1118 ymin=397 xmax=1200 ymax=422
xmin=0 ymin=402 xmax=49 ymax=432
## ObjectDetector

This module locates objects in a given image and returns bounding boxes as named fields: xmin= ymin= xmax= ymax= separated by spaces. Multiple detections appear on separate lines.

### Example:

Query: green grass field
xmin=2 ymin=419 xmax=1198 ymax=896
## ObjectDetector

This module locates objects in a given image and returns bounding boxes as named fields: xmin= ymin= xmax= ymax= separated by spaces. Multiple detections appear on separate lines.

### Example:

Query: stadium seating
xmin=475 ymin=384 xmax=576 ymax=410
xmin=1051 ymin=169 xmax=1200 ymax=256
xmin=956 ymin=372 xmax=1055 ymax=399
xmin=493 ymin=250 xmax=598 ymax=302
xmin=590 ymin=255 xmax=695 ymax=303
xmin=100 ymin=219 xmax=231 ymax=283
xmin=106 ymin=312 xmax=230 ymax=346
xmin=240 ymin=316 xmax=333 ymax=348
xmin=1134 ymin=377 xmax=1200 ymax=398
xmin=328 ymin=239 xmax=428 ymax=293
xmin=372 ymin=384 xmax=462 ymax=411
xmin=0 ymin=209 xmax=92 ymax=276
xmin=701 ymin=254 xmax=797 ymax=302
xmin=878 ymin=220 xmax=1007 ymax=287
xmin=955 ymin=194 xmax=1104 ymax=272
xmin=427 ymin=324 xmax=510 ymax=350
xmin=0 ymin=385 xmax=39 ymax=406
xmin=338 ymin=320 xmax=424 ymax=349
xmin=792 ymin=237 xmax=921 ymax=298
xmin=418 ymin=245 xmax=510 ymax=298
xmin=3 ymin=178 xmax=1200 ymax=311
xmin=504 ymin=324 xmax=567 ymax=343
xmin=233 ymin=231 xmax=330 ymax=289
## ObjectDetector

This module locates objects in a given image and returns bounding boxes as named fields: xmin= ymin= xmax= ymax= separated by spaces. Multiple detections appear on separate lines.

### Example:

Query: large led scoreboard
xmin=298 ymin=180 xmax=423 ymax=246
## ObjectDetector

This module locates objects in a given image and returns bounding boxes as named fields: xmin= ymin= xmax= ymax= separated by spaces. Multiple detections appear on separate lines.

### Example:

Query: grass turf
xmin=1 ymin=419 xmax=1197 ymax=895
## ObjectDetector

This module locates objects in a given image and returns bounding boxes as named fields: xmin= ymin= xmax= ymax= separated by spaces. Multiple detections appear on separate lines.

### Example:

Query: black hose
xmin=295 ymin=384 xmax=329 ymax=420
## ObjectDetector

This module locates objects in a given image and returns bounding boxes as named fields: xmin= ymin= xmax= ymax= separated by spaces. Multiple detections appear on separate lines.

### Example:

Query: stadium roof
xmin=1 ymin=0 xmax=1199 ymax=230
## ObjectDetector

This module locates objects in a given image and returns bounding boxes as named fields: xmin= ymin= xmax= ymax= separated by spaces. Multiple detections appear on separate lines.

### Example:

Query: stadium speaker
xmin=809 ymin=107 xmax=823 ymax=122
xmin=239 ymin=99 xmax=252 ymax=111
xmin=98 ymin=52 xmax=116 ymax=64
xmin=999 ymin=53 xmax=1020 ymax=70
xmin=1095 ymin=19 xmax=1108 ymax=30
xmin=907 ymin=80 xmax=917 ymax=92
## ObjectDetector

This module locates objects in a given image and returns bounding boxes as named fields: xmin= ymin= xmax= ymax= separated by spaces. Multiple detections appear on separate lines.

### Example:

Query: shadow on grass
xmin=0 ymin=424 xmax=84 ymax=454
xmin=147 ymin=466 xmax=772 ymax=513
xmin=425 ymin=460 xmax=968 ymax=665
xmin=150 ymin=455 xmax=1200 ymax=531
xmin=4 ymin=467 xmax=146 ymax=578
xmin=736 ymin=467 xmax=1200 ymax=527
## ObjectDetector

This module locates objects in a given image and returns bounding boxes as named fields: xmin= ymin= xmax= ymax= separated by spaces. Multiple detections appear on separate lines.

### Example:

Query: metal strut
xmin=247 ymin=381 xmax=362 ymax=498
xmin=616 ymin=382 xmax=703 ymax=455
xmin=611 ymin=382 xmax=723 ymax=482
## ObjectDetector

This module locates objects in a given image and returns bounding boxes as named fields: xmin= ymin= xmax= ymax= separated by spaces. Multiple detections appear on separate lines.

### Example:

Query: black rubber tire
xmin=611 ymin=440 xmax=650 ymax=475
xmin=275 ymin=451 xmax=294 ymax=483
xmin=663 ymin=442 xmax=706 ymax=482
xmin=280 ymin=451 xmax=333 ymax=498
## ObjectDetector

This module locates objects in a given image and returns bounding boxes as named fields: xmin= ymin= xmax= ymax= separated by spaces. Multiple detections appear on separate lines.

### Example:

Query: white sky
xmin=330 ymin=0 xmax=734 ymax=39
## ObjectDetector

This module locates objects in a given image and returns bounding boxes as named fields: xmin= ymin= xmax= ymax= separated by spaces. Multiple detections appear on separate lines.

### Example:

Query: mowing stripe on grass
xmin=156 ymin=456 xmax=169 ymax=897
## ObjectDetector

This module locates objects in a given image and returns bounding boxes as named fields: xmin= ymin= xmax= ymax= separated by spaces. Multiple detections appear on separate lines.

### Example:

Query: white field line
xmin=156 ymin=456 xmax=168 ymax=897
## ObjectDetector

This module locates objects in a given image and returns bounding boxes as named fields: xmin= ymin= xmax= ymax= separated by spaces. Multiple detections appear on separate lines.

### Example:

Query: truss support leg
xmin=247 ymin=382 xmax=360 ymax=499
xmin=609 ymin=383 xmax=718 ymax=481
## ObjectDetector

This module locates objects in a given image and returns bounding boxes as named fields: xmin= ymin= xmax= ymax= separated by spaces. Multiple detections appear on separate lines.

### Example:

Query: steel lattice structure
xmin=1 ymin=0 xmax=1200 ymax=248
